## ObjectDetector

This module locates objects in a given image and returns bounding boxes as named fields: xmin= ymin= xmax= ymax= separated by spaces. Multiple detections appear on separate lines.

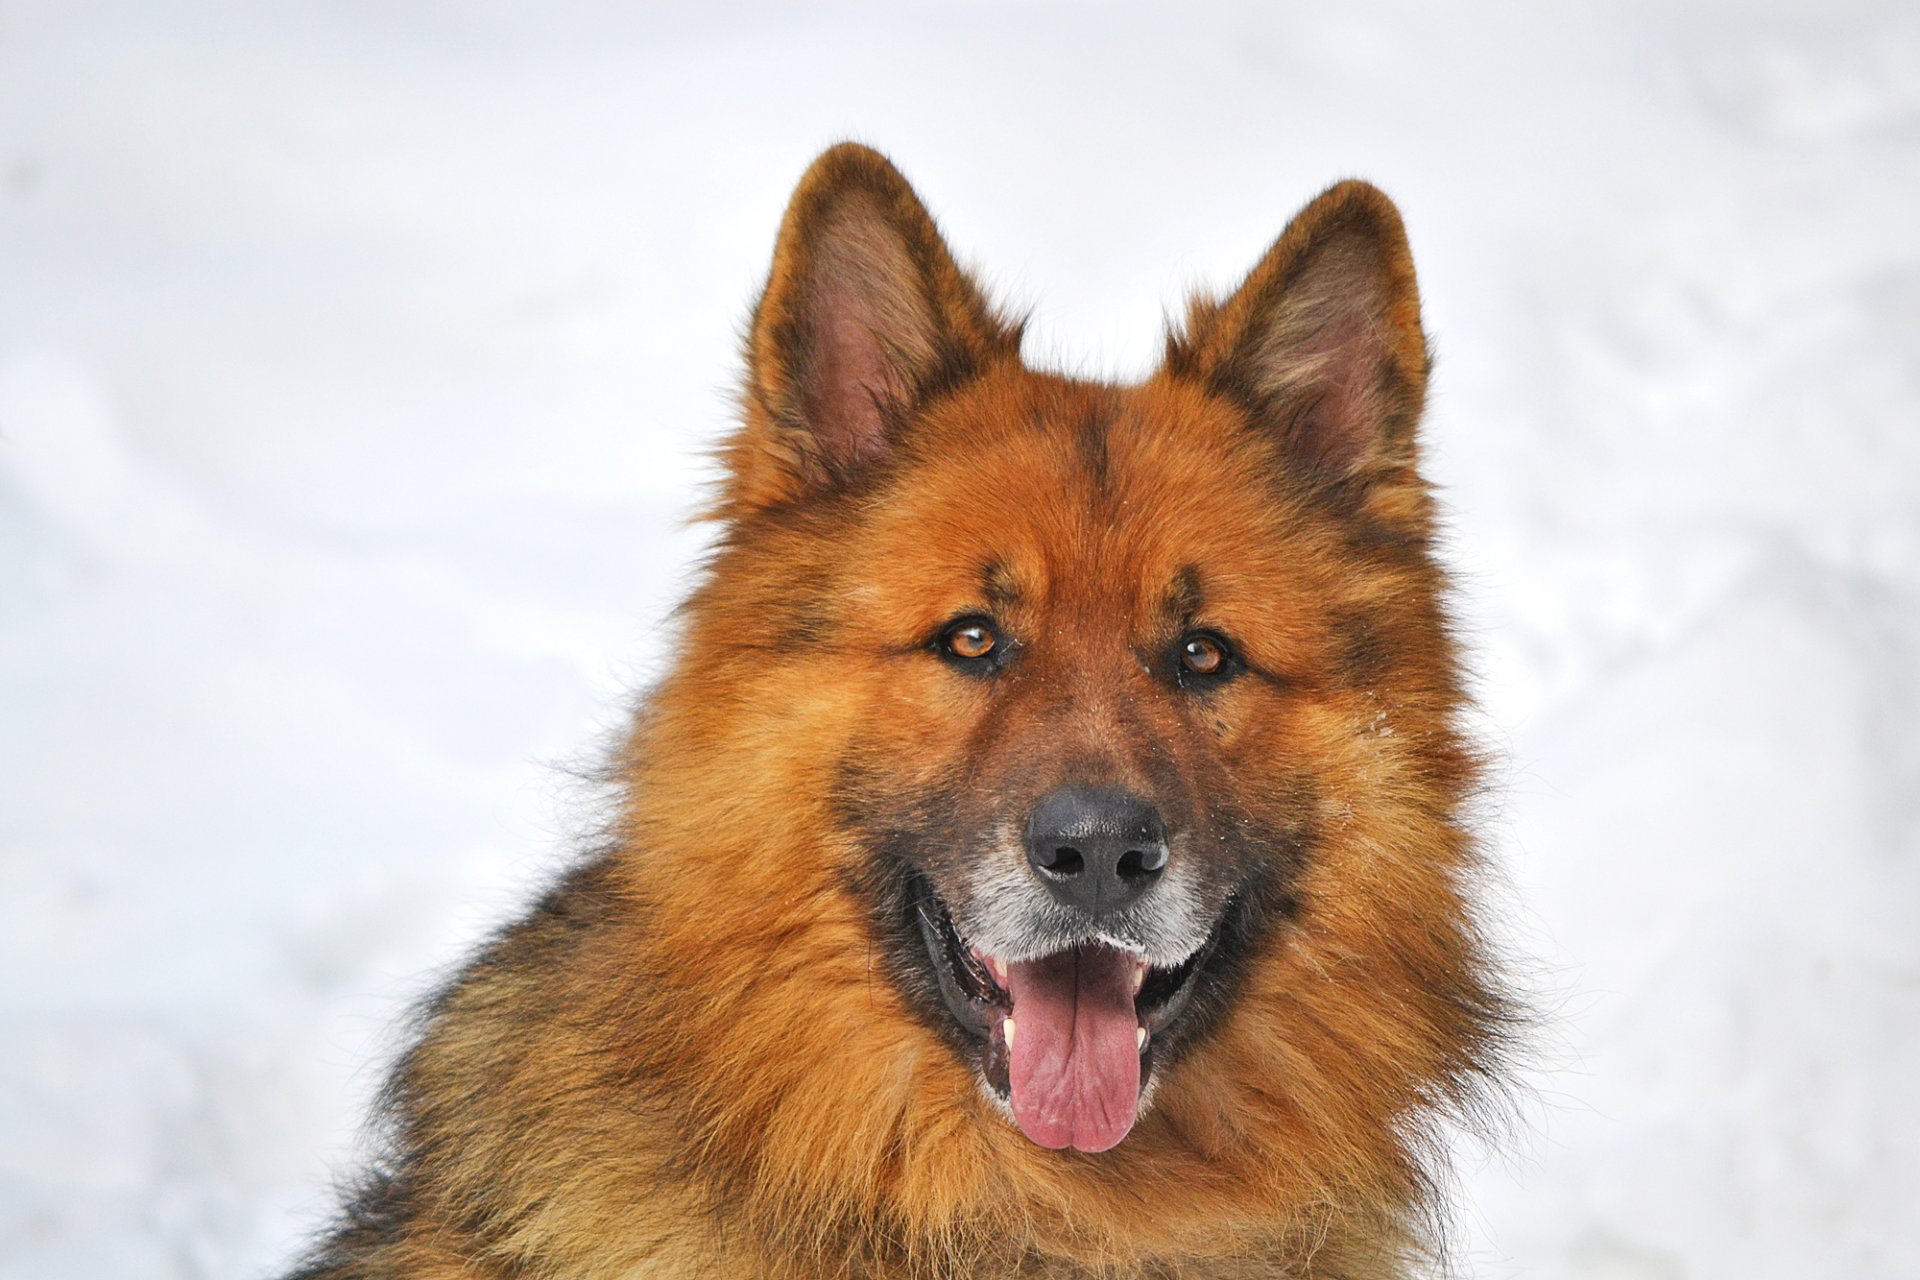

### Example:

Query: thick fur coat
xmin=288 ymin=144 xmax=1509 ymax=1280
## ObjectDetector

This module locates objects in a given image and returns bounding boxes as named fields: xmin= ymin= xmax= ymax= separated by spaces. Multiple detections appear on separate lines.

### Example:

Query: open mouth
xmin=909 ymin=875 xmax=1226 ymax=1153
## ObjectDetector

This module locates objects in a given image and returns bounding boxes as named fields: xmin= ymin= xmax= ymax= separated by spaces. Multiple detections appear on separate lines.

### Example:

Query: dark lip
xmin=907 ymin=871 xmax=1229 ymax=1098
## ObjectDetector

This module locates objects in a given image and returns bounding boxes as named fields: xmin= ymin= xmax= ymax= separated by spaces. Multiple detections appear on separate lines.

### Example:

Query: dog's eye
xmin=1175 ymin=631 xmax=1235 ymax=684
xmin=939 ymin=617 xmax=1000 ymax=665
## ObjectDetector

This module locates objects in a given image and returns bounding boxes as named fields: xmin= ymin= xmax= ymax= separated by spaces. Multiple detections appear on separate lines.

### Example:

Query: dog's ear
xmin=723 ymin=143 xmax=1019 ymax=514
xmin=1164 ymin=180 xmax=1429 ymax=496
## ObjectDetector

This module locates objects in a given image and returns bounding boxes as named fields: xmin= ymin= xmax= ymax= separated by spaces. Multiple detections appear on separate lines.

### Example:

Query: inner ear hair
xmin=733 ymin=144 xmax=1020 ymax=510
xmin=1164 ymin=180 xmax=1429 ymax=483
xmin=781 ymin=195 xmax=946 ymax=468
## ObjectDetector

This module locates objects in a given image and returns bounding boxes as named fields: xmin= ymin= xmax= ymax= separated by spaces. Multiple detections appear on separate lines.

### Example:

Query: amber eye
xmin=1176 ymin=631 xmax=1233 ymax=680
xmin=942 ymin=619 xmax=999 ymax=661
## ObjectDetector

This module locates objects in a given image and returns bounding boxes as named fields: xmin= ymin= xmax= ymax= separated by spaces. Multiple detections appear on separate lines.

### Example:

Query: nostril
xmin=1115 ymin=847 xmax=1168 ymax=881
xmin=1039 ymin=845 xmax=1085 ymax=877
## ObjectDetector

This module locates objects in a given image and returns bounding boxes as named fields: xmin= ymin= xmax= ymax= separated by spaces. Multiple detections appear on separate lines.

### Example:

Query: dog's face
xmin=828 ymin=373 xmax=1357 ymax=1153
xmin=663 ymin=146 xmax=1475 ymax=1171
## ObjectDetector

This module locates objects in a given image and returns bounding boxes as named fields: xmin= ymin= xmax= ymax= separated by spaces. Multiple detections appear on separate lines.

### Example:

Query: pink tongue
xmin=1003 ymin=945 xmax=1141 ymax=1153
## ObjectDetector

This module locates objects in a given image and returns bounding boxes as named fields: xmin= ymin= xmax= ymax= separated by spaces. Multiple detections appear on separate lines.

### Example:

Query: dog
xmin=286 ymin=143 xmax=1509 ymax=1279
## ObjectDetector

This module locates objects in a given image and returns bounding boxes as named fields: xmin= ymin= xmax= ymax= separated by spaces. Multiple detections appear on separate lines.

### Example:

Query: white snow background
xmin=2 ymin=2 xmax=1916 ymax=1276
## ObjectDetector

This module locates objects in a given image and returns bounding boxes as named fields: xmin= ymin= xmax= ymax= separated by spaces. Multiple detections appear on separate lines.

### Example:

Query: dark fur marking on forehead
xmin=1164 ymin=565 xmax=1204 ymax=623
xmin=982 ymin=561 xmax=1020 ymax=613
xmin=779 ymin=614 xmax=834 ymax=648
xmin=1075 ymin=404 xmax=1111 ymax=492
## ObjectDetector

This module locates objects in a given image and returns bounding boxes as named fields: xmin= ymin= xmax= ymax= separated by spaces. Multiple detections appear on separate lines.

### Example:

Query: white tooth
xmin=1131 ymin=964 xmax=1145 ymax=995
xmin=1136 ymin=1026 xmax=1148 ymax=1050
xmin=1003 ymin=1017 xmax=1016 ymax=1049
xmin=992 ymin=958 xmax=1008 ymax=983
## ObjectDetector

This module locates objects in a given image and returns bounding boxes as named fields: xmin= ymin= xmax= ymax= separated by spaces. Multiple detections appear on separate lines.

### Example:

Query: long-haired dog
xmin=288 ymin=143 xmax=1510 ymax=1280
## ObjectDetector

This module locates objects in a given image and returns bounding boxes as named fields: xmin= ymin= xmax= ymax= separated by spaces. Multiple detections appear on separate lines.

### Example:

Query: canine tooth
xmin=1002 ymin=1017 xmax=1016 ymax=1048
xmin=991 ymin=957 xmax=1008 ymax=984
xmin=1131 ymin=964 xmax=1145 ymax=995
xmin=1136 ymin=1026 xmax=1148 ymax=1050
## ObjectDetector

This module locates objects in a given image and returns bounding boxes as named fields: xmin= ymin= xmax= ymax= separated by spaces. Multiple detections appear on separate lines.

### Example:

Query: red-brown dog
xmin=288 ymin=143 xmax=1509 ymax=1280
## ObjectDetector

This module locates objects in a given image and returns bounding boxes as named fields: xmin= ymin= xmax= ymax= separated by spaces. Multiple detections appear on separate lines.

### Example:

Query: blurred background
xmin=2 ymin=2 xmax=1916 ymax=1276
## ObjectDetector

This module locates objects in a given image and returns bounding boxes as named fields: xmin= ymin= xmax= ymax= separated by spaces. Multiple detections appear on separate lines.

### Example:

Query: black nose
xmin=1023 ymin=786 xmax=1170 ymax=917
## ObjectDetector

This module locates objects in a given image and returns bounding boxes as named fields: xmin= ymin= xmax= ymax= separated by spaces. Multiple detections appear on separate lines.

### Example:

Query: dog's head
xmin=637 ymin=145 xmax=1500 ymax=1241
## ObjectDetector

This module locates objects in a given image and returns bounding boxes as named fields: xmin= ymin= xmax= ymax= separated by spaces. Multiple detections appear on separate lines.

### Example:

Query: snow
xmin=2 ymin=2 xmax=1915 ymax=1276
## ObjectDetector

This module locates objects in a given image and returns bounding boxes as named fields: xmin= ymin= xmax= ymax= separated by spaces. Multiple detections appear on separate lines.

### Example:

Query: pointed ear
xmin=1163 ymin=180 xmax=1430 ymax=494
xmin=723 ymin=143 xmax=1020 ymax=514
